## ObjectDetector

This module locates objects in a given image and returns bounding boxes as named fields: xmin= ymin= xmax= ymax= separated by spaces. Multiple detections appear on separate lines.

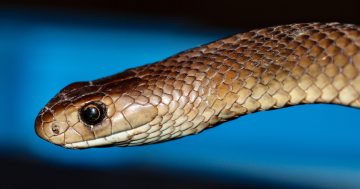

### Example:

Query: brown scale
xmin=35 ymin=23 xmax=360 ymax=148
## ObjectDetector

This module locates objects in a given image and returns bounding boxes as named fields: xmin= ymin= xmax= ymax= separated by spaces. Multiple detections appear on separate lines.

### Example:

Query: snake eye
xmin=80 ymin=102 xmax=106 ymax=126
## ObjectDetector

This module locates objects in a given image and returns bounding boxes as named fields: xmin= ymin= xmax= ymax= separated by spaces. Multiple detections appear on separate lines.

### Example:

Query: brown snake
xmin=35 ymin=23 xmax=360 ymax=149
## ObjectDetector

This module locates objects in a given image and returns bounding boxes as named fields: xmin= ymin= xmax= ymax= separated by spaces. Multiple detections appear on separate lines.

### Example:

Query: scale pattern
xmin=35 ymin=23 xmax=360 ymax=148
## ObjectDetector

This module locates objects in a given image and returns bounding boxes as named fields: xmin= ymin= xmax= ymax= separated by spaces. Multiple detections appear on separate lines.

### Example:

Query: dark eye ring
xmin=79 ymin=102 xmax=106 ymax=126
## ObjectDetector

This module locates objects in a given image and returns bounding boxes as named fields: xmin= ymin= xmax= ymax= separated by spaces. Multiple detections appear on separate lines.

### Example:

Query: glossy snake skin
xmin=35 ymin=23 xmax=360 ymax=149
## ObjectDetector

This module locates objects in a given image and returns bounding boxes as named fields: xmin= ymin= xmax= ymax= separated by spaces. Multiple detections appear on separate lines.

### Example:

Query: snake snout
xmin=35 ymin=108 xmax=70 ymax=146
xmin=35 ymin=113 xmax=48 ymax=141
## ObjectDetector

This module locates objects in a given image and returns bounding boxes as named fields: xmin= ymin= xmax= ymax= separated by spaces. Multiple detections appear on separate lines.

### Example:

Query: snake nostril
xmin=51 ymin=124 xmax=60 ymax=135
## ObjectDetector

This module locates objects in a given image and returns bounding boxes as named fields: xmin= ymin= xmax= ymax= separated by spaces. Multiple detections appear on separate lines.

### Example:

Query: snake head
xmin=35 ymin=70 xmax=162 ymax=149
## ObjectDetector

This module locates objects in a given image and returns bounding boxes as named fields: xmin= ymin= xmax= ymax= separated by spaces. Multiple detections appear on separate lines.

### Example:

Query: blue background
xmin=1 ymin=10 xmax=359 ymax=189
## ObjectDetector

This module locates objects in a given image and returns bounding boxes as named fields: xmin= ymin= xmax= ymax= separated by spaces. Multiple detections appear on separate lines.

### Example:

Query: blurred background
xmin=1 ymin=1 xmax=360 ymax=189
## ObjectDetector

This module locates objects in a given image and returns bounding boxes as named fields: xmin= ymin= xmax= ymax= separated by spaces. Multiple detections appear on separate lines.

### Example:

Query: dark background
xmin=1 ymin=1 xmax=360 ymax=189
xmin=2 ymin=0 xmax=360 ymax=29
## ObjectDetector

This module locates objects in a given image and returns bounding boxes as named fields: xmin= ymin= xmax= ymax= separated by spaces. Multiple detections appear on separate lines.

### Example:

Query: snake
xmin=35 ymin=23 xmax=360 ymax=149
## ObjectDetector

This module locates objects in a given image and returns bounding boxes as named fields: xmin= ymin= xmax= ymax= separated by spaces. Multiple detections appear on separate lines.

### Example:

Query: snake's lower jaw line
xmin=63 ymin=143 xmax=80 ymax=149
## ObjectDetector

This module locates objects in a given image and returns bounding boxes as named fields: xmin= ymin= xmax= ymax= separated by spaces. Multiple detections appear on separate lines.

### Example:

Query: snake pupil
xmin=80 ymin=102 xmax=106 ymax=126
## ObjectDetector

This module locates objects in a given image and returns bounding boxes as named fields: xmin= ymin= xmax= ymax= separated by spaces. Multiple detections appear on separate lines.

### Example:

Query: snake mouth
xmin=63 ymin=131 xmax=130 ymax=149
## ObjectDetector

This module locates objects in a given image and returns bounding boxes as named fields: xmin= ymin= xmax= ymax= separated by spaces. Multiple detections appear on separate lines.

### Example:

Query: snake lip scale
xmin=35 ymin=23 xmax=360 ymax=149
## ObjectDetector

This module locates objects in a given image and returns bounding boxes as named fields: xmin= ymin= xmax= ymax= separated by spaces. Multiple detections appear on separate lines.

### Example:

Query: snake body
xmin=35 ymin=23 xmax=360 ymax=149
